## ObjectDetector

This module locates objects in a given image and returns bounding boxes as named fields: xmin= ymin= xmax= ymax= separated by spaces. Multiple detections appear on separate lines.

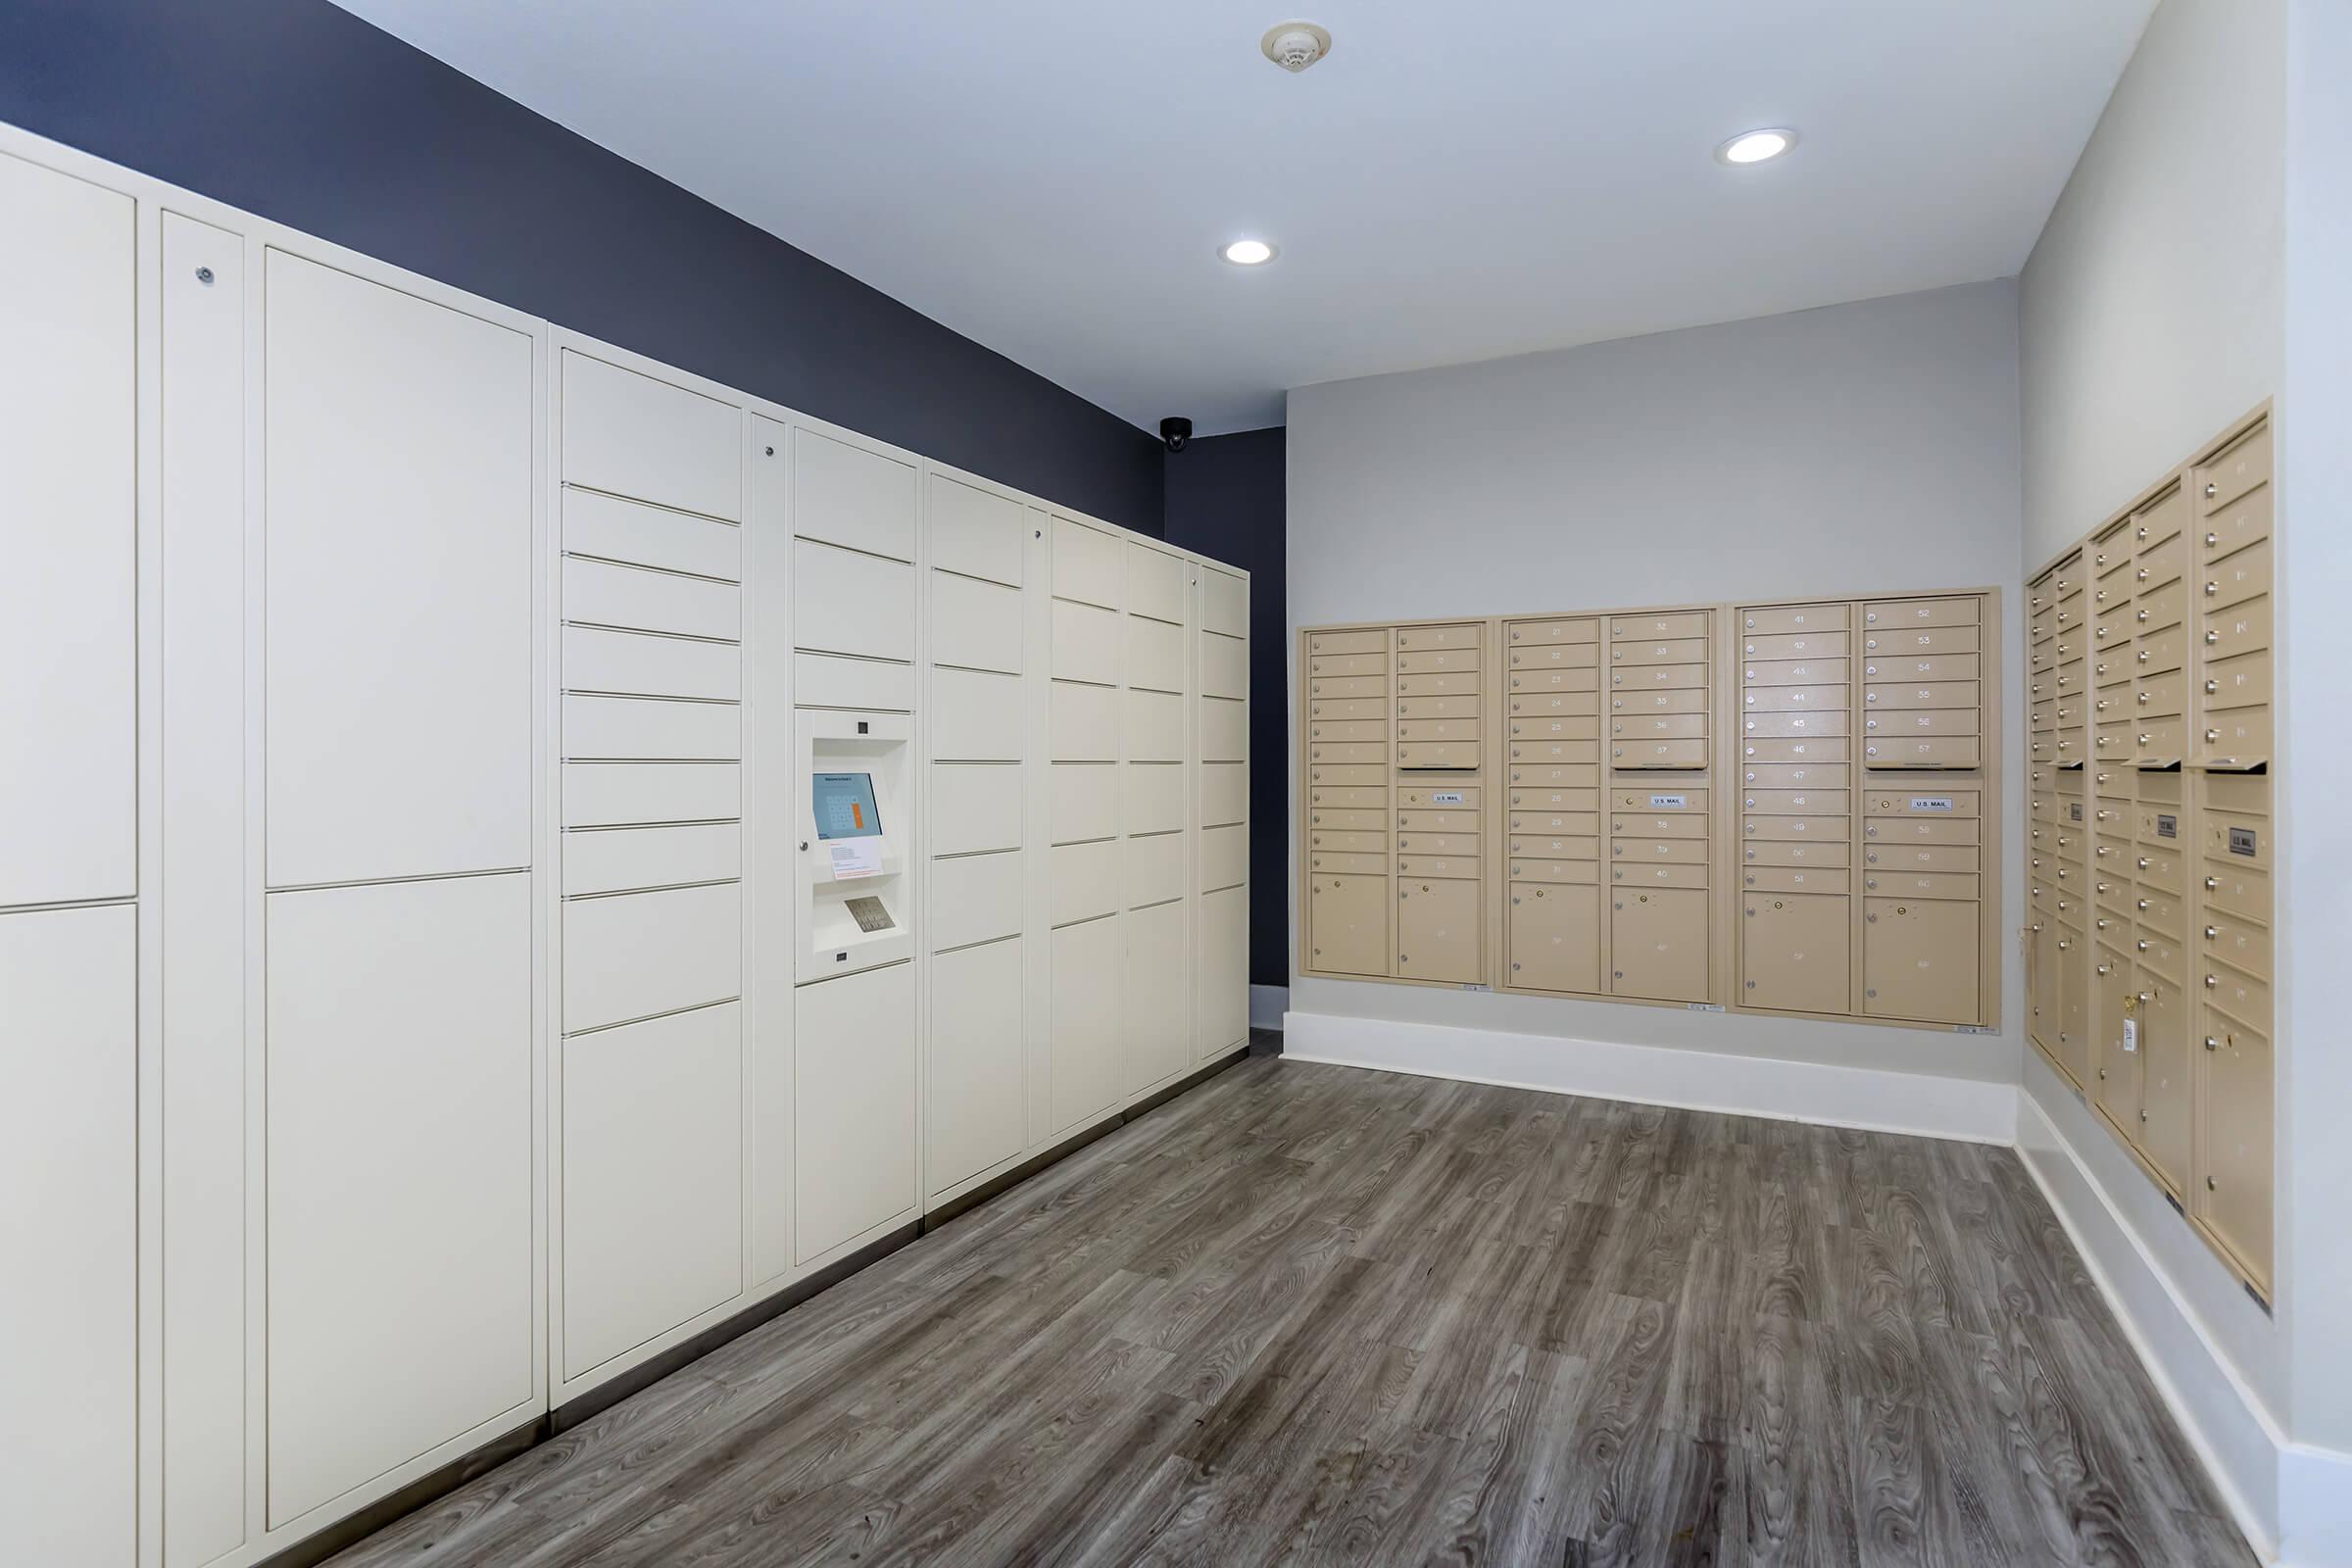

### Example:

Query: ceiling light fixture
xmin=1220 ymin=238 xmax=1277 ymax=266
xmin=1716 ymin=127 xmax=1798 ymax=166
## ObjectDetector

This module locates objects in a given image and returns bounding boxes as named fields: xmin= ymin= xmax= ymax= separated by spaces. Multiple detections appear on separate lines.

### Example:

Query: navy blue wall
xmin=0 ymin=0 xmax=1163 ymax=533
xmin=1163 ymin=427 xmax=1287 ymax=993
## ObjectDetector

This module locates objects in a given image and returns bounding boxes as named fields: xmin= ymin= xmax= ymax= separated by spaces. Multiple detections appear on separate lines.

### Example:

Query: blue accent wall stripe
xmin=0 ymin=0 xmax=1163 ymax=533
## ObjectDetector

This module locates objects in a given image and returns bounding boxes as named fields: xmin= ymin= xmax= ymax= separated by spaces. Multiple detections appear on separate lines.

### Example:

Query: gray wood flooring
xmin=331 ymin=1054 xmax=2252 ymax=1567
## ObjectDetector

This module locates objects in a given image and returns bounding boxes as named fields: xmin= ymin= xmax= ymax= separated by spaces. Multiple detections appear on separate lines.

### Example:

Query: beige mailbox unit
xmin=2027 ymin=406 xmax=2277 ymax=1301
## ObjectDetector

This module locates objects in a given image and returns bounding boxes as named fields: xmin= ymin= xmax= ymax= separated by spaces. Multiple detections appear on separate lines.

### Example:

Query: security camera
xmin=1160 ymin=416 xmax=1193 ymax=454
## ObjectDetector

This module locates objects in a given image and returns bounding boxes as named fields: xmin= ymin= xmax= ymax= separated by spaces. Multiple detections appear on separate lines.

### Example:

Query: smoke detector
xmin=1261 ymin=22 xmax=1332 ymax=73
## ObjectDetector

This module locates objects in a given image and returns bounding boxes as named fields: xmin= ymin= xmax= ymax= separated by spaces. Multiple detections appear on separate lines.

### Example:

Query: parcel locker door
xmin=2088 ymin=948 xmax=2140 ymax=1130
xmin=1861 ymin=898 xmax=1978 ymax=1024
xmin=1308 ymin=873 xmax=1389 ymax=977
xmin=2136 ymin=973 xmax=2191 ymax=1195
xmin=1397 ymin=877 xmax=1480 ymax=985
xmin=1611 ymin=888 xmax=1709 ymax=1003
xmin=1741 ymin=893 xmax=1849 ymax=1015
xmin=1510 ymin=882 xmax=1599 ymax=994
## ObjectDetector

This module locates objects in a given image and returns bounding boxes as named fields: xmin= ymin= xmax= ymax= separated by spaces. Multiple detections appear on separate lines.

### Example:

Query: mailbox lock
xmin=2205 ymin=974 xmax=2220 ymax=989
xmin=2205 ymin=926 xmax=2219 ymax=940
xmin=2204 ymin=1036 xmax=2220 ymax=1052
xmin=2205 ymin=481 xmax=2218 ymax=498
xmin=2205 ymin=530 xmax=2219 ymax=547
xmin=2205 ymin=875 xmax=2220 ymax=890
xmin=2206 ymin=580 xmax=2220 ymax=597
xmin=2206 ymin=728 xmax=2221 ymax=743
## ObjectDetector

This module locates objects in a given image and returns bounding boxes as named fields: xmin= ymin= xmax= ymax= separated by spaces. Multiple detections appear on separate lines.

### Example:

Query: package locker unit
xmin=1298 ymin=594 xmax=2001 ymax=1030
xmin=2026 ymin=406 xmax=2276 ymax=1301
xmin=0 ymin=132 xmax=1251 ymax=1568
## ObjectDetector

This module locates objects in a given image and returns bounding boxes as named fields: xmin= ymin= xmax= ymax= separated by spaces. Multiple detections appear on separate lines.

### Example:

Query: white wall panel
xmin=564 ymin=882 xmax=741 ymax=1031
xmin=0 ymin=153 xmax=135 ymax=906
xmin=796 ymin=964 xmax=917 ymax=1261
xmin=265 ymin=875 xmax=533 ymax=1526
xmin=926 ymin=474 xmax=1025 ymax=586
xmin=929 ymin=851 xmax=1025 ymax=952
xmin=926 ymin=939 xmax=1026 ymax=1193
xmin=265 ymin=250 xmax=533 ymax=887
xmin=1052 ymin=763 xmax=1119 ymax=846
xmin=1051 ymin=916 xmax=1123 ymax=1132
xmin=928 ymin=668 xmax=1023 ymax=762
xmin=563 ymin=761 xmax=740 ymax=827
xmin=563 ymin=694 xmax=740 ymax=761
xmin=928 ymin=570 xmax=1024 ymax=674
xmin=794 ymin=427 xmax=915 ymax=561
xmin=0 ymin=905 xmax=135 ymax=1567
xmin=562 ymin=1004 xmax=742 ymax=1380
xmin=563 ymin=487 xmax=740 ymax=580
xmin=563 ymin=625 xmax=740 ymax=701
xmin=1125 ymin=899 xmax=1191 ymax=1091
xmin=564 ymin=556 xmax=741 ymax=641
xmin=562 ymin=351 xmax=740 ymax=520
xmin=929 ymin=764 xmax=1023 ymax=857
xmin=795 ymin=539 xmax=915 ymax=662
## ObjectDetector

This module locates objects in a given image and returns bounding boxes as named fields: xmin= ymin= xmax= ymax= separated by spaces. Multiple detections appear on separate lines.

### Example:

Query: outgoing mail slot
xmin=1743 ymin=815 xmax=1850 ymax=842
xmin=1507 ymin=617 xmax=1599 ymax=647
xmin=2196 ymin=706 xmax=2271 ymax=770
xmin=1741 ymin=604 xmax=1848 ymax=635
xmin=1308 ymin=628 xmax=1386 ymax=657
xmin=1862 ymin=653 xmax=1981 ymax=683
xmin=1616 ymin=813 xmax=1711 ymax=839
xmin=1612 ymin=837 xmax=1708 ymax=865
xmin=1861 ymin=709 xmax=1977 ymax=739
xmin=1611 ymin=738 xmax=1708 ymax=768
xmin=1310 ymin=808 xmax=1387 ymax=832
xmin=2200 ymin=481 xmax=2273 ymax=563
xmin=1400 ymin=832 xmax=1481 ymax=857
xmin=2201 ymin=911 xmax=2274 ymax=978
xmin=1742 ymin=789 xmax=1850 ymax=815
xmin=1744 ymin=710 xmax=1849 ymax=738
xmin=1743 ymin=840 xmax=1848 ymax=868
xmin=1308 ymin=830 xmax=1386 ymax=855
xmin=1609 ymin=662 xmax=1709 ymax=692
xmin=1615 ymin=788 xmax=1708 ymax=811
xmin=1398 ymin=741 xmax=1482 ymax=770
xmin=1309 ymin=784 xmax=1386 ymax=808
xmin=1308 ymin=719 xmax=1386 ymax=744
xmin=1400 ymin=808 xmax=1483 ymax=833
xmin=1397 ymin=695 xmax=1481 ymax=720
xmin=1740 ymin=738 xmax=1843 ymax=761
xmin=1743 ymin=657 xmax=1851 ymax=686
xmin=1394 ymin=622 xmax=1479 ymax=653
xmin=1860 ymin=870 xmax=1978 ymax=901
xmin=1862 ymin=843 xmax=1977 ymax=873
xmin=1611 ymin=713 xmax=1706 ymax=740
xmin=1743 ymin=683 xmax=1846 ymax=714
xmin=1863 ymin=597 xmax=1979 ymax=630
xmin=1611 ymin=636 xmax=1707 ymax=665
xmin=1743 ymin=866 xmax=1847 ymax=895
xmin=1507 ymin=787 xmax=1591 ymax=810
xmin=1397 ymin=717 xmax=1481 ymax=744
xmin=1311 ymin=674 xmax=1387 ymax=700
xmin=1611 ymin=861 xmax=1709 ymax=889
xmin=1309 ymin=652 xmax=1387 ymax=678
xmin=2201 ymin=648 xmax=2273 ymax=711
xmin=2196 ymin=419 xmax=2271 ymax=514
xmin=1861 ymin=624 xmax=1980 ymax=657
xmin=1862 ymin=736 xmax=1980 ymax=769
xmin=1509 ymin=642 xmax=1599 ymax=670
xmin=2199 ymin=538 xmax=2272 ymax=612
xmin=1396 ymin=647 xmax=1480 ymax=675
xmin=1742 ymin=631 xmax=1849 ymax=661
xmin=1610 ymin=612 xmax=1708 ymax=641
xmin=1611 ymin=686 xmax=1707 ymax=714
xmin=1511 ymin=858 xmax=1600 ymax=885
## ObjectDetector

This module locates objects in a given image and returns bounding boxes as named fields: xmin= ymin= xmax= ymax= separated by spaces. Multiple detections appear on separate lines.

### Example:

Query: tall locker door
xmin=266 ymin=877 xmax=535 ymax=1525
xmin=796 ymin=963 xmax=918 ymax=1263
xmin=1125 ymin=542 xmax=1190 ymax=1091
xmin=925 ymin=939 xmax=1027 ymax=1194
xmin=263 ymin=250 xmax=534 ymax=887
xmin=1125 ymin=899 xmax=1191 ymax=1091
xmin=1197 ymin=564 xmax=1250 ymax=1057
xmin=0 ymin=152 xmax=135 ymax=909
xmin=1050 ymin=516 xmax=1124 ymax=1126
xmin=2088 ymin=949 xmax=2140 ymax=1128
xmin=1052 ymin=913 xmax=1126 ymax=1133
xmin=0 ymin=906 xmax=136 ymax=1566
xmin=2136 ymin=974 xmax=2192 ymax=1194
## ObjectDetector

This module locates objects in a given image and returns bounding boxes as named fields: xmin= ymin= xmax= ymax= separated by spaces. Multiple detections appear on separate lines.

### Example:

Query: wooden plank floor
xmin=331 ymin=1053 xmax=2253 ymax=1567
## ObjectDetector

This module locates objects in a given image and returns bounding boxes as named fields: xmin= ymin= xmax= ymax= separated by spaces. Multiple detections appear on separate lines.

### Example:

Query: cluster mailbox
xmin=1301 ymin=591 xmax=1999 ymax=1029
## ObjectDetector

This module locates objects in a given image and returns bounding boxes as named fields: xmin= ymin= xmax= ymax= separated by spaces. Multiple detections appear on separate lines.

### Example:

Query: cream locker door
xmin=0 ymin=152 xmax=135 ymax=907
xmin=1049 ymin=516 xmax=1126 ymax=1132
xmin=796 ymin=963 xmax=919 ymax=1262
xmin=1197 ymin=564 xmax=1250 ymax=1057
xmin=265 ymin=876 xmax=534 ymax=1526
xmin=263 ymin=250 xmax=535 ymax=887
xmin=0 ymin=905 xmax=136 ymax=1567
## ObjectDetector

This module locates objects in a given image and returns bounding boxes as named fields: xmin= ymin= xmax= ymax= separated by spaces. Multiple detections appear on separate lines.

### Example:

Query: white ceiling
xmin=334 ymin=0 xmax=2153 ymax=436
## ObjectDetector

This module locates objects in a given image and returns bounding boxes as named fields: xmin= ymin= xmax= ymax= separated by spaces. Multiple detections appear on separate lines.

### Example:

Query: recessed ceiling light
xmin=1716 ymin=127 xmax=1798 ymax=166
xmin=1221 ymin=238 xmax=1277 ymax=266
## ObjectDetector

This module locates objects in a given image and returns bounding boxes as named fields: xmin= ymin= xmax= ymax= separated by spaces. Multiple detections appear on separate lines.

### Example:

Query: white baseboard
xmin=1279 ymin=1009 xmax=2018 ymax=1144
xmin=1249 ymin=984 xmax=1289 ymax=1032
xmin=2012 ymin=1086 xmax=2284 ymax=1561
xmin=2279 ymin=1443 xmax=2352 ymax=1568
